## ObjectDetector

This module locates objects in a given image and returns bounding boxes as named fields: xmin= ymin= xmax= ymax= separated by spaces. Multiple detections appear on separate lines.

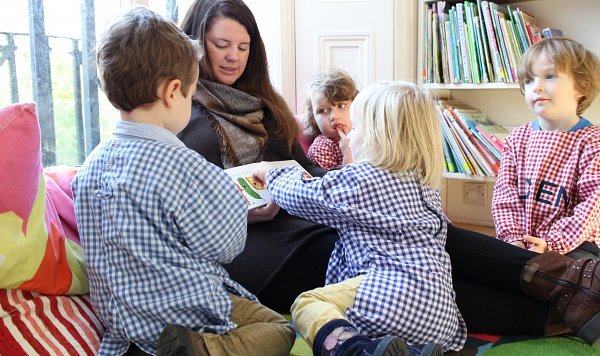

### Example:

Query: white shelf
xmin=443 ymin=172 xmax=497 ymax=182
xmin=423 ymin=83 xmax=520 ymax=90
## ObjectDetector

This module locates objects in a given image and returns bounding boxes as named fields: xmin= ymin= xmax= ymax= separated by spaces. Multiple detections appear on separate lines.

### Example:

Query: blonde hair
xmin=351 ymin=81 xmax=443 ymax=188
xmin=518 ymin=37 xmax=600 ymax=115
xmin=303 ymin=69 xmax=359 ymax=138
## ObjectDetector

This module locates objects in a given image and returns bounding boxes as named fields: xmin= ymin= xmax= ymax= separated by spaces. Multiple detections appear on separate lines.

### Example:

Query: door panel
xmin=294 ymin=0 xmax=395 ymax=113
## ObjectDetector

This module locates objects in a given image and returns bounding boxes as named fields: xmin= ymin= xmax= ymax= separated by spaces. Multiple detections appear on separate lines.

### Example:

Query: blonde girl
xmin=252 ymin=81 xmax=466 ymax=355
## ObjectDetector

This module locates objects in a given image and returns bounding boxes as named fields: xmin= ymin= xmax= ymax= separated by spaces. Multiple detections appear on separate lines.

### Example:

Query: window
xmin=0 ymin=0 xmax=124 ymax=166
xmin=0 ymin=0 xmax=288 ymax=166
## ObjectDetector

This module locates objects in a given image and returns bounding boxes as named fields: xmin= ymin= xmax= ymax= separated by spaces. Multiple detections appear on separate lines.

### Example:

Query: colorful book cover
xmin=456 ymin=3 xmax=472 ymax=83
xmin=480 ymin=1 xmax=505 ymax=82
xmin=456 ymin=109 xmax=508 ymax=152
xmin=425 ymin=5 xmax=434 ymax=82
xmin=474 ymin=17 xmax=490 ymax=83
xmin=464 ymin=1 xmax=481 ymax=83
xmin=496 ymin=12 xmax=518 ymax=81
xmin=507 ymin=5 xmax=526 ymax=54
xmin=443 ymin=111 xmax=483 ymax=175
xmin=516 ymin=7 xmax=534 ymax=47
xmin=437 ymin=106 xmax=473 ymax=174
xmin=446 ymin=108 xmax=495 ymax=176
xmin=542 ymin=27 xmax=563 ymax=38
xmin=437 ymin=1 xmax=450 ymax=83
xmin=518 ymin=9 xmax=538 ymax=44
xmin=449 ymin=7 xmax=463 ymax=82
xmin=432 ymin=3 xmax=441 ymax=83
xmin=489 ymin=2 xmax=513 ymax=82
xmin=445 ymin=21 xmax=456 ymax=83
xmin=442 ymin=136 xmax=458 ymax=173
xmin=225 ymin=160 xmax=312 ymax=210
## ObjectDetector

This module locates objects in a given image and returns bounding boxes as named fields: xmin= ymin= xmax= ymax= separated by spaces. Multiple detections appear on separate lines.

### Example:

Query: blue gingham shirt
xmin=267 ymin=163 xmax=467 ymax=351
xmin=72 ymin=121 xmax=255 ymax=355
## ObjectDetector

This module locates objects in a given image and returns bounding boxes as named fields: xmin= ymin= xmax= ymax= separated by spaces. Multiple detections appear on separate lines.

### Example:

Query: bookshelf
xmin=417 ymin=0 xmax=600 ymax=225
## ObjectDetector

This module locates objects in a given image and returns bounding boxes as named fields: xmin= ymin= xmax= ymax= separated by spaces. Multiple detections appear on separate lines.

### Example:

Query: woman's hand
xmin=524 ymin=235 xmax=549 ymax=253
xmin=338 ymin=129 xmax=352 ymax=166
xmin=247 ymin=201 xmax=280 ymax=223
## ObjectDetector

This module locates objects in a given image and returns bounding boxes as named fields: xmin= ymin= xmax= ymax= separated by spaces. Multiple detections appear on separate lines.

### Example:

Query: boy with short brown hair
xmin=72 ymin=7 xmax=294 ymax=355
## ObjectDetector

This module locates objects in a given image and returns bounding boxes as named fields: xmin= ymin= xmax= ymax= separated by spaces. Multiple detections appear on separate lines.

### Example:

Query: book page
xmin=224 ymin=160 xmax=312 ymax=210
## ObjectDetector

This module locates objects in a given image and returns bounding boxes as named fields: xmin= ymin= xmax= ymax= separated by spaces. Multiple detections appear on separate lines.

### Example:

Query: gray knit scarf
xmin=193 ymin=79 xmax=268 ymax=168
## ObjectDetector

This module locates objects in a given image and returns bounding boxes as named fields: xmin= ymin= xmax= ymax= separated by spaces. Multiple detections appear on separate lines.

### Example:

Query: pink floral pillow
xmin=0 ymin=103 xmax=88 ymax=295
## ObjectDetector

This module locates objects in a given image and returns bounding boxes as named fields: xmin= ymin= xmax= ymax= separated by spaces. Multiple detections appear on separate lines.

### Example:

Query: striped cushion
xmin=0 ymin=289 xmax=104 ymax=355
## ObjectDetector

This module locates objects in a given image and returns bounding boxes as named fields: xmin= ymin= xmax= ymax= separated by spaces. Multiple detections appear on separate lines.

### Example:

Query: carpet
xmin=284 ymin=315 xmax=600 ymax=355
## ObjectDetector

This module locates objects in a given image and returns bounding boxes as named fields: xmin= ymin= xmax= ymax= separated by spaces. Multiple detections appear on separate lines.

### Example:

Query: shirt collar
xmin=531 ymin=117 xmax=592 ymax=132
xmin=114 ymin=120 xmax=185 ymax=147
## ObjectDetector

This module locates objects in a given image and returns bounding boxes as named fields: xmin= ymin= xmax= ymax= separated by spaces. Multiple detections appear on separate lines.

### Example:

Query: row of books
xmin=423 ymin=0 xmax=563 ymax=84
xmin=435 ymin=99 xmax=508 ymax=177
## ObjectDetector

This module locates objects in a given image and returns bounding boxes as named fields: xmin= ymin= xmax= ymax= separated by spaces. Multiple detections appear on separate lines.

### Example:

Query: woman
xmin=178 ymin=0 xmax=337 ymax=312
xmin=178 ymin=0 xmax=600 ymax=345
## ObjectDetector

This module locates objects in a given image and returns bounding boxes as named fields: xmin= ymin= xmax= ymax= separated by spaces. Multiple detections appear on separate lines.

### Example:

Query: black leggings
xmin=446 ymin=224 xmax=549 ymax=335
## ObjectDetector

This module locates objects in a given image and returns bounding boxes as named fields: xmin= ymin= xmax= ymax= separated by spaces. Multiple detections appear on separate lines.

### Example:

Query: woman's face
xmin=205 ymin=17 xmax=251 ymax=86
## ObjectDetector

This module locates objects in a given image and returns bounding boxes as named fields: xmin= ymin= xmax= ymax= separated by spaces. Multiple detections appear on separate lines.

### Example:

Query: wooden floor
xmin=453 ymin=222 xmax=496 ymax=236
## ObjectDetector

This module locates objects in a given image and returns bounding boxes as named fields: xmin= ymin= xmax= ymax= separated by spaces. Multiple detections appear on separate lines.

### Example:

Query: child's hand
xmin=248 ymin=201 xmax=280 ymax=223
xmin=251 ymin=161 xmax=276 ymax=187
xmin=524 ymin=235 xmax=548 ymax=253
xmin=337 ymin=129 xmax=352 ymax=166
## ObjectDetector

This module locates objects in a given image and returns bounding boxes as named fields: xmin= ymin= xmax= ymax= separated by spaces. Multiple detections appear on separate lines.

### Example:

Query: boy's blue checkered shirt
xmin=267 ymin=163 xmax=467 ymax=351
xmin=71 ymin=120 xmax=255 ymax=355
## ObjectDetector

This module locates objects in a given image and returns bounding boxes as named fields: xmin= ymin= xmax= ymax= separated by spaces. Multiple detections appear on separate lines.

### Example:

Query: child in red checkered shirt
xmin=492 ymin=37 xmax=600 ymax=258
xmin=303 ymin=69 xmax=358 ymax=170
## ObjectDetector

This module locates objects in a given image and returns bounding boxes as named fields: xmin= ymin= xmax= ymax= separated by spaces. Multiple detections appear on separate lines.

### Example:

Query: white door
xmin=293 ymin=0 xmax=398 ymax=113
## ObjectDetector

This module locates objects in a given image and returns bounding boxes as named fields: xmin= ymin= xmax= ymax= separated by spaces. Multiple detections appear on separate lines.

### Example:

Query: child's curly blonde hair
xmin=303 ymin=69 xmax=359 ymax=138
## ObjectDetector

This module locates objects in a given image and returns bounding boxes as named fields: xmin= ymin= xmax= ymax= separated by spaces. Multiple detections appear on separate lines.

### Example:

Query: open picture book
xmin=224 ymin=160 xmax=312 ymax=210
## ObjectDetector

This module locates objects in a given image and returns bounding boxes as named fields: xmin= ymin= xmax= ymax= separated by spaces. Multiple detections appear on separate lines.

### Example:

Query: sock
xmin=320 ymin=325 xmax=361 ymax=356
xmin=313 ymin=319 xmax=361 ymax=356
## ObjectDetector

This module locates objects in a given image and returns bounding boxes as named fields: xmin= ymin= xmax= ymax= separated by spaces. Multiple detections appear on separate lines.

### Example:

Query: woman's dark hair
xmin=181 ymin=0 xmax=299 ymax=148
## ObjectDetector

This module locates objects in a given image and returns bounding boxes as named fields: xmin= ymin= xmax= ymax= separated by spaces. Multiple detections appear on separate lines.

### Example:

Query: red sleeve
xmin=492 ymin=131 xmax=526 ymax=243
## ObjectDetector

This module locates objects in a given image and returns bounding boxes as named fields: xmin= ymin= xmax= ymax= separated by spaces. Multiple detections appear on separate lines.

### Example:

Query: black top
xmin=178 ymin=101 xmax=338 ymax=311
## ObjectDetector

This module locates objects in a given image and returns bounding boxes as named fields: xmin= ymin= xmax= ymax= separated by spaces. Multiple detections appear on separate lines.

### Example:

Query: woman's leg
xmin=446 ymin=224 xmax=551 ymax=335
xmin=453 ymin=279 xmax=547 ymax=335
xmin=256 ymin=229 xmax=339 ymax=312
xmin=225 ymin=212 xmax=339 ymax=313
xmin=446 ymin=224 xmax=537 ymax=293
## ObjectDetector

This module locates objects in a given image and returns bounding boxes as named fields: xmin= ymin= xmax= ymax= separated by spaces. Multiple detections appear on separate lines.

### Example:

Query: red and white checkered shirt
xmin=492 ymin=118 xmax=600 ymax=254
xmin=307 ymin=134 xmax=343 ymax=170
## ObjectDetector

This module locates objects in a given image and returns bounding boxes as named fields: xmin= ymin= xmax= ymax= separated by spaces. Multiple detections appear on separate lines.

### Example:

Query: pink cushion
xmin=294 ymin=114 xmax=313 ymax=155
xmin=0 ymin=103 xmax=87 ymax=295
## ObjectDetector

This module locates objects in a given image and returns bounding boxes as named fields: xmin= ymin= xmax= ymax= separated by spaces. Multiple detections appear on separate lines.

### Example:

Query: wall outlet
xmin=442 ymin=179 xmax=494 ymax=226
xmin=463 ymin=182 xmax=486 ymax=206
